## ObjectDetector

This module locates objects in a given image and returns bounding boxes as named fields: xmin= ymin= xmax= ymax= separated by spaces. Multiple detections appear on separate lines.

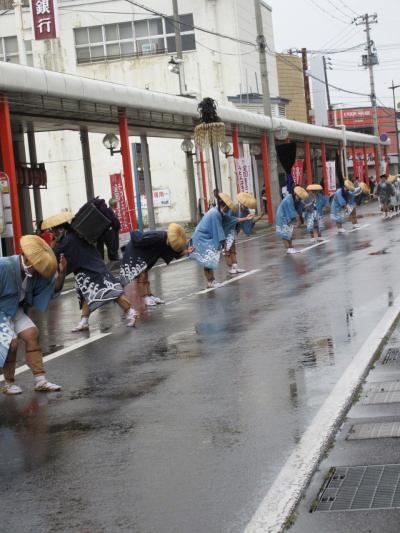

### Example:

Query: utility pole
xmin=353 ymin=13 xmax=381 ymax=164
xmin=301 ymin=48 xmax=313 ymax=124
xmin=389 ymin=81 xmax=400 ymax=173
xmin=322 ymin=56 xmax=332 ymax=126
xmin=172 ymin=0 xmax=186 ymax=95
xmin=253 ymin=0 xmax=280 ymax=210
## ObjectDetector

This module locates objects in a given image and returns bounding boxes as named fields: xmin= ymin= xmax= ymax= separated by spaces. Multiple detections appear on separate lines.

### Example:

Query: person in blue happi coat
xmin=0 ymin=235 xmax=66 ymax=394
xmin=190 ymin=192 xmax=252 ymax=288
xmin=331 ymin=179 xmax=368 ymax=233
xmin=304 ymin=184 xmax=329 ymax=243
xmin=276 ymin=186 xmax=309 ymax=254
xmin=222 ymin=192 xmax=257 ymax=275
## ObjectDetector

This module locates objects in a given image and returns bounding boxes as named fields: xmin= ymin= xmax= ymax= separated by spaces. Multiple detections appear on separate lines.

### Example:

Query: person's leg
xmin=116 ymin=295 xmax=138 ymax=326
xmin=18 ymin=326 xmax=61 ymax=391
xmin=230 ymin=243 xmax=245 ymax=273
xmin=137 ymin=272 xmax=156 ymax=307
xmin=72 ymin=301 xmax=90 ymax=332
xmin=205 ymin=267 xmax=221 ymax=288
xmin=2 ymin=339 xmax=22 ymax=394
xmin=351 ymin=207 xmax=359 ymax=227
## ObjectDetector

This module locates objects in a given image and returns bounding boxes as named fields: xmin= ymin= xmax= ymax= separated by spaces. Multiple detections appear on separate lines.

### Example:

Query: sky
xmin=267 ymin=0 xmax=400 ymax=110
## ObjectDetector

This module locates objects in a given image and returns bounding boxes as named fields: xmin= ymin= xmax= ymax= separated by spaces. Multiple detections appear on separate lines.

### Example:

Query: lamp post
xmin=181 ymin=139 xmax=198 ymax=224
xmin=102 ymin=133 xmax=121 ymax=156
xmin=389 ymin=81 xmax=400 ymax=174
xmin=220 ymin=142 xmax=235 ymax=199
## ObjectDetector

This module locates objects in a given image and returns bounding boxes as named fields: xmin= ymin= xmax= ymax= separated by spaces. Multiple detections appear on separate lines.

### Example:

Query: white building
xmin=0 ymin=0 xmax=281 ymax=226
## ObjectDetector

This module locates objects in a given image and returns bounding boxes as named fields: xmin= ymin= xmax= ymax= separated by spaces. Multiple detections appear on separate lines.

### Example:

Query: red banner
xmin=291 ymin=159 xmax=304 ymax=186
xmin=353 ymin=160 xmax=364 ymax=181
xmin=110 ymin=173 xmax=131 ymax=234
xmin=32 ymin=0 xmax=58 ymax=40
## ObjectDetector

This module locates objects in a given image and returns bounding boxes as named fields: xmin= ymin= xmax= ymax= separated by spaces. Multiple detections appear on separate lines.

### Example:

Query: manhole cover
xmin=348 ymin=422 xmax=400 ymax=440
xmin=314 ymin=465 xmax=400 ymax=512
xmin=381 ymin=347 xmax=400 ymax=365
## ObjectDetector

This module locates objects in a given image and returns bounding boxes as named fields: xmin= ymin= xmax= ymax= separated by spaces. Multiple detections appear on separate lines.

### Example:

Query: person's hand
xmin=58 ymin=253 xmax=67 ymax=275
xmin=246 ymin=214 xmax=255 ymax=220
xmin=186 ymin=246 xmax=195 ymax=255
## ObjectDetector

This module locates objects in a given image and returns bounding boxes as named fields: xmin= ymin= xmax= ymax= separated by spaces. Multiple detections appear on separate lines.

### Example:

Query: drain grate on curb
xmin=348 ymin=422 xmax=400 ymax=440
xmin=313 ymin=465 xmax=400 ymax=512
xmin=380 ymin=347 xmax=400 ymax=366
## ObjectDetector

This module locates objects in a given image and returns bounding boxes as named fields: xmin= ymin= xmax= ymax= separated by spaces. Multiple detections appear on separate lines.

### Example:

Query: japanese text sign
xmin=32 ymin=0 xmax=58 ymax=40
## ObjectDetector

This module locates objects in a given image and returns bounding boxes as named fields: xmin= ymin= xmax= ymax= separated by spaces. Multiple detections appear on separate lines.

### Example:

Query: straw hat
xmin=344 ymin=179 xmax=355 ymax=192
xmin=41 ymin=212 xmax=74 ymax=230
xmin=20 ymin=235 xmax=58 ymax=279
xmin=359 ymin=182 xmax=371 ymax=194
xmin=293 ymin=186 xmax=308 ymax=201
xmin=218 ymin=192 xmax=234 ymax=210
xmin=167 ymin=223 xmax=187 ymax=252
xmin=388 ymin=175 xmax=397 ymax=184
xmin=237 ymin=192 xmax=257 ymax=209
xmin=306 ymin=184 xmax=323 ymax=192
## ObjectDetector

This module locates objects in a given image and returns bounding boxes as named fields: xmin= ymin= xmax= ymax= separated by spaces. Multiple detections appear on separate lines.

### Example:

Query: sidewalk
xmin=290 ymin=314 xmax=400 ymax=532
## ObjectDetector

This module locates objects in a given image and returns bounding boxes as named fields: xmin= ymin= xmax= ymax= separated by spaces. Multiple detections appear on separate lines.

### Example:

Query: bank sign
xmin=31 ymin=0 xmax=58 ymax=40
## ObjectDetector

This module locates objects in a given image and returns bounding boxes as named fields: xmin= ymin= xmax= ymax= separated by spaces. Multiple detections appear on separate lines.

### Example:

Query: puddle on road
xmin=298 ymin=337 xmax=335 ymax=368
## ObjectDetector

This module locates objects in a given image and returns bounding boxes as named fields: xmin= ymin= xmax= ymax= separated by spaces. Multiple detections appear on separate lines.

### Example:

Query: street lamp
xmin=102 ymin=133 xmax=121 ymax=156
xmin=181 ymin=139 xmax=195 ymax=155
xmin=249 ymin=144 xmax=262 ymax=157
xmin=388 ymin=81 xmax=400 ymax=173
xmin=219 ymin=141 xmax=233 ymax=158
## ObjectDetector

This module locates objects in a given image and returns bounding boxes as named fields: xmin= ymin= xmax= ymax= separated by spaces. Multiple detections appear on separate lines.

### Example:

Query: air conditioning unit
xmin=141 ymin=42 xmax=157 ymax=54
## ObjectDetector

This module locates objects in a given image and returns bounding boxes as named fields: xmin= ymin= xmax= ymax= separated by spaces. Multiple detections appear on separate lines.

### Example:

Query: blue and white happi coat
xmin=330 ymin=188 xmax=349 ymax=224
xmin=189 ymin=207 xmax=226 ymax=269
xmin=304 ymin=193 xmax=329 ymax=233
xmin=276 ymin=194 xmax=299 ymax=241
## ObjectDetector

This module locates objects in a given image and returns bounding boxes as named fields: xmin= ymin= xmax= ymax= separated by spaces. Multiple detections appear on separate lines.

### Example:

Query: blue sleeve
xmin=32 ymin=275 xmax=56 ymax=312
xmin=287 ymin=196 xmax=298 ymax=219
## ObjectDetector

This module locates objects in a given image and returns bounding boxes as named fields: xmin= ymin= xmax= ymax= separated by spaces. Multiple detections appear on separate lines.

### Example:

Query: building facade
xmin=276 ymin=53 xmax=308 ymax=123
xmin=0 ymin=0 xmax=281 ymax=226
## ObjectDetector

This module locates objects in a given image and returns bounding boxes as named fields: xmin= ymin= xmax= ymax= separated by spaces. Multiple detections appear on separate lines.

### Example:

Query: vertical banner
xmin=110 ymin=173 xmax=131 ymax=246
xmin=291 ymin=159 xmax=304 ymax=185
xmin=235 ymin=157 xmax=254 ymax=194
xmin=32 ymin=0 xmax=58 ymax=40
xmin=326 ymin=161 xmax=336 ymax=193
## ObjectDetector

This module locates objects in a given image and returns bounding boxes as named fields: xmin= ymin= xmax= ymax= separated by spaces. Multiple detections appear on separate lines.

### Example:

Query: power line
xmin=303 ymin=0 xmax=351 ymax=25
xmin=123 ymin=0 xmax=255 ymax=47
xmin=336 ymin=0 xmax=359 ymax=17
xmin=325 ymin=0 xmax=353 ymax=20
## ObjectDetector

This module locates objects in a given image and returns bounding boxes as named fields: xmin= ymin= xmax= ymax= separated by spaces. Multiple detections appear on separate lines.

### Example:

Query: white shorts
xmin=12 ymin=307 xmax=36 ymax=338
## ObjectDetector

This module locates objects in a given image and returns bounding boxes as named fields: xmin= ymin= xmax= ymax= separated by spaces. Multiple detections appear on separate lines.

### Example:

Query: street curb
xmin=243 ymin=299 xmax=400 ymax=533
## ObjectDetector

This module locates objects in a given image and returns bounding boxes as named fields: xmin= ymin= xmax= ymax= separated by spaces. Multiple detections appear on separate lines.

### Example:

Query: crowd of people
xmin=1 ymin=172 xmax=397 ymax=395
xmin=0 ymin=190 xmax=260 ymax=394
xmin=274 ymin=174 xmax=399 ymax=253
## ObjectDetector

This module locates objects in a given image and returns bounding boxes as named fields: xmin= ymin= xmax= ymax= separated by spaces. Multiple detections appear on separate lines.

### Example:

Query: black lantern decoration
xmin=194 ymin=97 xmax=225 ymax=150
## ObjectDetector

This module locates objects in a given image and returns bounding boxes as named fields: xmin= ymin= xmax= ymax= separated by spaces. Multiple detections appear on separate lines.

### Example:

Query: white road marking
xmin=166 ymin=269 xmax=261 ymax=306
xmin=243 ymin=294 xmax=400 ymax=533
xmin=0 ymin=333 xmax=111 ymax=383
xmin=61 ymin=288 xmax=75 ymax=296
xmin=299 ymin=239 xmax=330 ymax=253
xmin=347 ymin=223 xmax=370 ymax=233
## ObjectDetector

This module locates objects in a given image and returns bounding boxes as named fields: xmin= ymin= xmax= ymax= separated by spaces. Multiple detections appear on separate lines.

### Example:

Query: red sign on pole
xmin=110 ymin=173 xmax=130 ymax=235
xmin=291 ymin=159 xmax=304 ymax=186
xmin=32 ymin=0 xmax=58 ymax=40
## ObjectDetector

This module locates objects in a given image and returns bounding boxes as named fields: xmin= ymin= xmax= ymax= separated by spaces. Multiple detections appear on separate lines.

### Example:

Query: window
xmin=74 ymin=14 xmax=195 ymax=64
xmin=0 ymin=36 xmax=19 ymax=63
xmin=24 ymin=40 xmax=33 ymax=66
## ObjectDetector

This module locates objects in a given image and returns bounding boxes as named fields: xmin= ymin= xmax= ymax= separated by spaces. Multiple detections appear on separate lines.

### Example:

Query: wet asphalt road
xmin=1 ymin=206 xmax=400 ymax=533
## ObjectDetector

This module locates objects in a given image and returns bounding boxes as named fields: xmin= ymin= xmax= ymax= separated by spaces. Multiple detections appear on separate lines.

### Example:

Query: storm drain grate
xmin=314 ymin=465 xmax=400 ymax=512
xmin=366 ymin=381 xmax=400 ymax=393
xmin=363 ymin=391 xmax=400 ymax=404
xmin=348 ymin=422 xmax=400 ymax=440
xmin=381 ymin=347 xmax=400 ymax=366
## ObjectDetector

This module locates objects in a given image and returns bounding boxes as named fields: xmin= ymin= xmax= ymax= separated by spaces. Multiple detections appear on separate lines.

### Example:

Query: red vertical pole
xmin=261 ymin=130 xmax=274 ymax=224
xmin=232 ymin=126 xmax=240 ymax=194
xmin=199 ymin=150 xmax=208 ymax=213
xmin=363 ymin=145 xmax=370 ymax=186
xmin=304 ymin=139 xmax=313 ymax=185
xmin=118 ymin=111 xmax=137 ymax=229
xmin=232 ymin=126 xmax=240 ymax=159
xmin=0 ymin=95 xmax=22 ymax=252
xmin=374 ymin=145 xmax=380 ymax=181
xmin=321 ymin=142 xmax=329 ymax=196
xmin=351 ymin=145 xmax=359 ymax=181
